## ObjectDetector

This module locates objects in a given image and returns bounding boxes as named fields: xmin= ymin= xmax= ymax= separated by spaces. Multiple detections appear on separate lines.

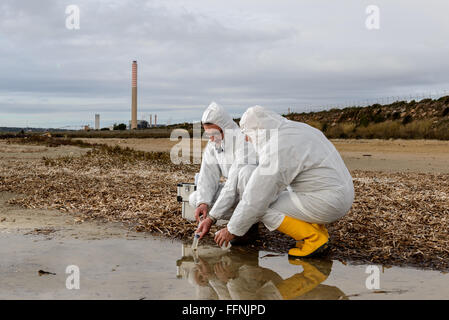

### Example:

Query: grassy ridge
xmin=286 ymin=96 xmax=449 ymax=140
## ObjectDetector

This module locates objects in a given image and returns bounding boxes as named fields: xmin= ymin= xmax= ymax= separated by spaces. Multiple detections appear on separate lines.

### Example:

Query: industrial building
xmin=128 ymin=120 xmax=149 ymax=129
xmin=95 ymin=114 xmax=100 ymax=130
xmin=129 ymin=60 xmax=162 ymax=129
xmin=131 ymin=60 xmax=138 ymax=130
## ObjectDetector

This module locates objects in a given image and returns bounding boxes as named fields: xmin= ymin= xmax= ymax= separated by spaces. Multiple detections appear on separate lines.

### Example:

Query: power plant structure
xmin=95 ymin=114 xmax=100 ymax=130
xmin=129 ymin=61 xmax=161 ymax=129
xmin=128 ymin=119 xmax=150 ymax=129
xmin=131 ymin=60 xmax=138 ymax=130
xmin=148 ymin=114 xmax=160 ymax=127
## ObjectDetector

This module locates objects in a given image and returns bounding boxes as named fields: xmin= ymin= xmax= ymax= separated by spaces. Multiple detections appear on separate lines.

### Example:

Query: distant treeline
xmin=0 ymin=127 xmax=67 ymax=133
xmin=0 ymin=124 xmax=194 ymax=139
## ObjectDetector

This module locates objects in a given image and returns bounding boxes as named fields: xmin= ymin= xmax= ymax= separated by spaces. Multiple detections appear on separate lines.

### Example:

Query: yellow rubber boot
xmin=277 ymin=216 xmax=329 ymax=258
xmin=312 ymin=223 xmax=329 ymax=238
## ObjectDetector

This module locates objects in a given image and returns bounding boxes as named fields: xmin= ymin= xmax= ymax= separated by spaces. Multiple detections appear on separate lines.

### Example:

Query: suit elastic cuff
xmin=208 ymin=215 xmax=217 ymax=225
xmin=196 ymin=200 xmax=211 ymax=208
xmin=227 ymin=223 xmax=246 ymax=237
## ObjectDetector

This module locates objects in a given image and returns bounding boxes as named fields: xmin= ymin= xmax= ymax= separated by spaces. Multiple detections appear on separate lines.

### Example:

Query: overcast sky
xmin=1 ymin=0 xmax=449 ymax=128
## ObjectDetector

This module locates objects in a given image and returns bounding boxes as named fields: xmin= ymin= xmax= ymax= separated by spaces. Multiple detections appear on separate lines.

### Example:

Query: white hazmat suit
xmin=226 ymin=106 xmax=354 ymax=238
xmin=189 ymin=102 xmax=257 ymax=220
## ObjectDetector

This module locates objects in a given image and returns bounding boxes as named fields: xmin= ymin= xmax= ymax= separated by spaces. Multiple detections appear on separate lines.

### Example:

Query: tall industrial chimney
xmin=131 ymin=60 xmax=138 ymax=130
xmin=95 ymin=114 xmax=100 ymax=130
xmin=149 ymin=114 xmax=152 ymax=128
xmin=154 ymin=114 xmax=157 ymax=127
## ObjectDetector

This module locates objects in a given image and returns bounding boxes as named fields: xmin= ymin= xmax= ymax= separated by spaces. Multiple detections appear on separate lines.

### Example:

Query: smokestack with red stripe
xmin=131 ymin=60 xmax=138 ymax=130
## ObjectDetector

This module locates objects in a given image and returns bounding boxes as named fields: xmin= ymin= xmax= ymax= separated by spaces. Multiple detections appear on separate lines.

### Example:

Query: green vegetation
xmin=5 ymin=135 xmax=95 ymax=148
xmin=43 ymin=144 xmax=174 ymax=168
xmin=302 ymin=119 xmax=449 ymax=140
xmin=287 ymin=95 xmax=449 ymax=140
xmin=6 ymin=135 xmax=178 ymax=167
xmin=61 ymin=127 xmax=176 ymax=139
xmin=113 ymin=123 xmax=127 ymax=130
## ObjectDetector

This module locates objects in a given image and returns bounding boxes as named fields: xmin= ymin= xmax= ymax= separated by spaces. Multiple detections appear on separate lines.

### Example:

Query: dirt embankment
xmin=286 ymin=96 xmax=449 ymax=140
xmin=1 ymin=138 xmax=448 ymax=271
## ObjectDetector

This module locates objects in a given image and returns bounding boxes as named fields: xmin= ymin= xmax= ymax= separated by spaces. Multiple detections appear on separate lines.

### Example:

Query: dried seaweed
xmin=1 ymin=139 xmax=448 ymax=271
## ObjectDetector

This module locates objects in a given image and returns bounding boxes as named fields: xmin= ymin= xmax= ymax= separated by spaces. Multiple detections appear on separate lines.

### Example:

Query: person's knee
xmin=261 ymin=208 xmax=285 ymax=231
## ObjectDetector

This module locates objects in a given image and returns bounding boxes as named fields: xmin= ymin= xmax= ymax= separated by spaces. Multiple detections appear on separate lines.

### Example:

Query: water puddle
xmin=1 ymin=232 xmax=448 ymax=299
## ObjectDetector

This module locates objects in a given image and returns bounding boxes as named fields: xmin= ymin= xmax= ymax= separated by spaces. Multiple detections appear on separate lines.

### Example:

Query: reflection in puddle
xmin=176 ymin=244 xmax=347 ymax=300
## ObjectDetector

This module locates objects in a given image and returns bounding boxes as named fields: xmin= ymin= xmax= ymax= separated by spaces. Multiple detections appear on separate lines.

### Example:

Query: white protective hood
xmin=239 ymin=106 xmax=287 ymax=153
xmin=202 ymin=102 xmax=239 ymax=130
xmin=240 ymin=105 xmax=285 ymax=132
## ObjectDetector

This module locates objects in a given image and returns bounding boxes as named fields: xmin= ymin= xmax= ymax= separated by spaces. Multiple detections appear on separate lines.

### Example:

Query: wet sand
xmin=1 ymin=193 xmax=448 ymax=299
xmin=0 ymin=192 xmax=191 ymax=299
xmin=80 ymin=138 xmax=449 ymax=173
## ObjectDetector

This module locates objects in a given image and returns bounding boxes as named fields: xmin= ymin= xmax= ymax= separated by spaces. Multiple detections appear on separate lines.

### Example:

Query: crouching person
xmin=206 ymin=106 xmax=354 ymax=258
xmin=190 ymin=102 xmax=258 ymax=243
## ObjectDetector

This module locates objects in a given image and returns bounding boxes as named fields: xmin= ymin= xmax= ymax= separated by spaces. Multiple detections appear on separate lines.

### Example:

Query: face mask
xmin=215 ymin=140 xmax=223 ymax=153
xmin=205 ymin=130 xmax=223 ymax=152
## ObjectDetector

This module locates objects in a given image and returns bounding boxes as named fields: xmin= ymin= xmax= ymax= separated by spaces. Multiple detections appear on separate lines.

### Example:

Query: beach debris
xmin=38 ymin=270 xmax=56 ymax=276
xmin=1 ymin=138 xmax=448 ymax=271
xmin=25 ymin=228 xmax=57 ymax=236
xmin=260 ymin=253 xmax=284 ymax=259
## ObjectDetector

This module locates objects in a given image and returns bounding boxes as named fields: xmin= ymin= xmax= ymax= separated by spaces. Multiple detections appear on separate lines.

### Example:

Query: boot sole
xmin=288 ymin=241 xmax=329 ymax=259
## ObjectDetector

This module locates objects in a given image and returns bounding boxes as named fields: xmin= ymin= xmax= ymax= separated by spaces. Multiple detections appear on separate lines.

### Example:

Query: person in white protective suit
xmin=190 ymin=102 xmax=258 ymax=242
xmin=179 ymin=249 xmax=345 ymax=300
xmin=212 ymin=106 xmax=354 ymax=258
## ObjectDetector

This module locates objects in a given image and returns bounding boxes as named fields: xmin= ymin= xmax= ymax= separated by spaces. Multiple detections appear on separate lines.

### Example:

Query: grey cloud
xmin=1 ymin=0 xmax=449 ymax=127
